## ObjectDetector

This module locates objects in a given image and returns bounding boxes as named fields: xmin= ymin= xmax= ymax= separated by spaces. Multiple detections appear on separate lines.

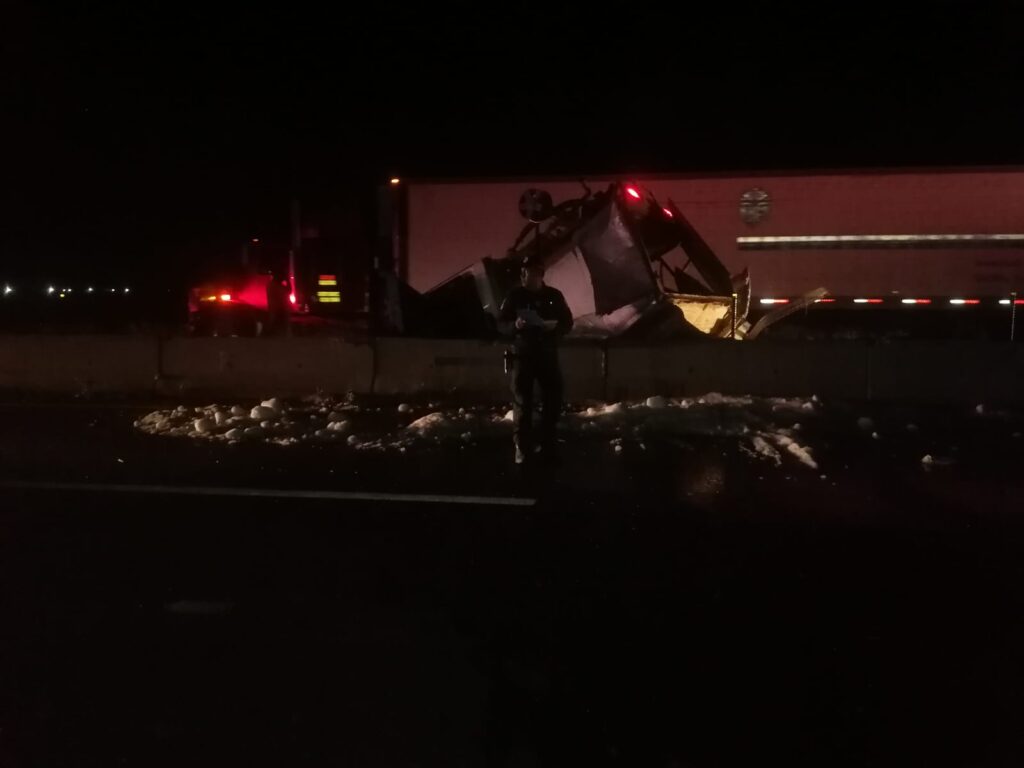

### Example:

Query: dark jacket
xmin=498 ymin=285 xmax=573 ymax=354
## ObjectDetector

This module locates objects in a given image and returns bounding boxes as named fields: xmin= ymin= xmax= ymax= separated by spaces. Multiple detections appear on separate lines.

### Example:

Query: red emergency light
xmin=289 ymin=293 xmax=296 ymax=305
xmin=662 ymin=207 xmax=673 ymax=218
xmin=219 ymin=293 xmax=232 ymax=302
xmin=814 ymin=298 xmax=836 ymax=304
xmin=624 ymin=186 xmax=642 ymax=200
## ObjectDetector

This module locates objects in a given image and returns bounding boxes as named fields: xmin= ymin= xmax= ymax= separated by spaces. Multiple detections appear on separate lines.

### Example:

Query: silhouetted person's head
xmin=521 ymin=262 xmax=544 ymax=291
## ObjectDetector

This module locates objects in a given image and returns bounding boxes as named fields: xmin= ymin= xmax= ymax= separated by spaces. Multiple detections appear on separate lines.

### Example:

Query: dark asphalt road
xmin=1 ymin=400 xmax=1024 ymax=766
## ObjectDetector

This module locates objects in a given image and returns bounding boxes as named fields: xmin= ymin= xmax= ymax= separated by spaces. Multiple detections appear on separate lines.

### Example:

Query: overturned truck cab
xmin=376 ymin=182 xmax=809 ymax=340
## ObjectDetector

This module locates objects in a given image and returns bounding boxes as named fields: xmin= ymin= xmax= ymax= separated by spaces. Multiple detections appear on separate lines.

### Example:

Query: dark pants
xmin=511 ymin=350 xmax=563 ymax=450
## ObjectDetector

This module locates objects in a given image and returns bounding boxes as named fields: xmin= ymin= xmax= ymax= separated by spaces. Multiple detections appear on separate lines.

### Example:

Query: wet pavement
xmin=1 ymin=397 xmax=1024 ymax=765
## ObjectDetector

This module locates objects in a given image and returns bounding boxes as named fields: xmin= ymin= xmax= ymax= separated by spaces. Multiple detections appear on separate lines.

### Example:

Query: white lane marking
xmin=0 ymin=480 xmax=536 ymax=507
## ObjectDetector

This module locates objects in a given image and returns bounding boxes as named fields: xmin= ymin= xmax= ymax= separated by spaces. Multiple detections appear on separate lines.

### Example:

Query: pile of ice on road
xmin=135 ymin=392 xmax=822 ymax=470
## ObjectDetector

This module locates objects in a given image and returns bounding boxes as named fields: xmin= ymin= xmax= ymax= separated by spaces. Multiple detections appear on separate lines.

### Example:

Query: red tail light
xmin=288 ymin=293 xmax=297 ymax=305
xmin=662 ymin=207 xmax=673 ymax=218
xmin=625 ymin=186 xmax=641 ymax=200
xmin=219 ymin=293 xmax=232 ymax=302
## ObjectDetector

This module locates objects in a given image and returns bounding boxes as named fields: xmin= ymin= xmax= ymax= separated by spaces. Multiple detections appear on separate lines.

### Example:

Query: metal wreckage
xmin=377 ymin=181 xmax=822 ymax=339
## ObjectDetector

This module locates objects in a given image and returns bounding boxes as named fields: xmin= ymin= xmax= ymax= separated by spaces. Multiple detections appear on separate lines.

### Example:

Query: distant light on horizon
xmin=3 ymin=285 xmax=12 ymax=295
xmin=390 ymin=178 xmax=400 ymax=186
xmin=47 ymin=286 xmax=55 ymax=295
xmin=87 ymin=287 xmax=94 ymax=293
xmin=124 ymin=287 xmax=130 ymax=294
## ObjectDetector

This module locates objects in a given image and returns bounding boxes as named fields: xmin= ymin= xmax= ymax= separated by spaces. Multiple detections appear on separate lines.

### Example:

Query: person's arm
xmin=498 ymin=294 xmax=520 ymax=336
xmin=543 ymin=290 xmax=573 ymax=335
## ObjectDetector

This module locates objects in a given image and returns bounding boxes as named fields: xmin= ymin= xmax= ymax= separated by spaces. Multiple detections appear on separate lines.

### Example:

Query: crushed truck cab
xmin=378 ymin=182 xmax=765 ymax=339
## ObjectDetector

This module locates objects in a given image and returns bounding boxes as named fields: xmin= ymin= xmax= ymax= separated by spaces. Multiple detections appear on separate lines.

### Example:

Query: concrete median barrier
xmin=1 ymin=335 xmax=1020 ymax=405
xmin=0 ymin=335 xmax=160 ymax=395
xmin=605 ymin=341 xmax=870 ymax=401
xmin=158 ymin=337 xmax=374 ymax=398
xmin=559 ymin=343 xmax=607 ymax=402
xmin=372 ymin=338 xmax=506 ymax=399
xmin=371 ymin=339 xmax=608 ymax=402
xmin=867 ymin=341 xmax=1023 ymax=404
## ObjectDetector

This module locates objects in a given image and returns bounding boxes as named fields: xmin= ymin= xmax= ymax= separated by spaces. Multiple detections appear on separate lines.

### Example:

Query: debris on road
xmin=135 ymin=392 xmax=838 ymax=472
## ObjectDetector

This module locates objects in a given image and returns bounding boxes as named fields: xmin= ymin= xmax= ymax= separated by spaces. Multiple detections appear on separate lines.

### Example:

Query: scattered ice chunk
xmin=314 ymin=429 xmax=332 ymax=439
xmin=645 ymin=395 xmax=668 ymax=409
xmin=922 ymin=454 xmax=934 ymax=465
xmin=503 ymin=409 xmax=515 ymax=422
xmin=193 ymin=418 xmax=215 ymax=434
xmin=230 ymin=405 xmax=246 ymax=417
xmin=347 ymin=434 xmax=360 ymax=446
xmin=251 ymin=405 xmax=276 ymax=420
xmin=871 ymin=432 xmax=880 ymax=440
xmin=260 ymin=420 xmax=274 ymax=429
xmin=749 ymin=435 xmax=782 ymax=466
xmin=614 ymin=444 xmax=623 ymax=454
xmin=261 ymin=398 xmax=282 ymax=412
xmin=397 ymin=403 xmax=412 ymax=414
xmin=328 ymin=420 xmax=350 ymax=432
xmin=461 ymin=432 xmax=472 ymax=441
xmin=699 ymin=392 xmax=754 ymax=406
xmin=214 ymin=411 xmax=228 ymax=426
xmin=975 ymin=404 xmax=985 ymax=415
xmin=857 ymin=417 xmax=874 ymax=431
xmin=243 ymin=426 xmax=263 ymax=439
xmin=224 ymin=428 xmax=243 ymax=440
xmin=407 ymin=412 xmax=449 ymax=433
xmin=770 ymin=432 xmax=818 ymax=470
xmin=327 ymin=411 xmax=345 ymax=423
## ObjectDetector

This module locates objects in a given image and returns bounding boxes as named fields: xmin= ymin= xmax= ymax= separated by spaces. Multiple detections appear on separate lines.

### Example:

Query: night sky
xmin=3 ymin=2 xmax=1023 ymax=284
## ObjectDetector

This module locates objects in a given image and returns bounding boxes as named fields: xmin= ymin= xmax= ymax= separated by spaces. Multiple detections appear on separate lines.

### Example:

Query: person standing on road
xmin=498 ymin=258 xmax=573 ymax=464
